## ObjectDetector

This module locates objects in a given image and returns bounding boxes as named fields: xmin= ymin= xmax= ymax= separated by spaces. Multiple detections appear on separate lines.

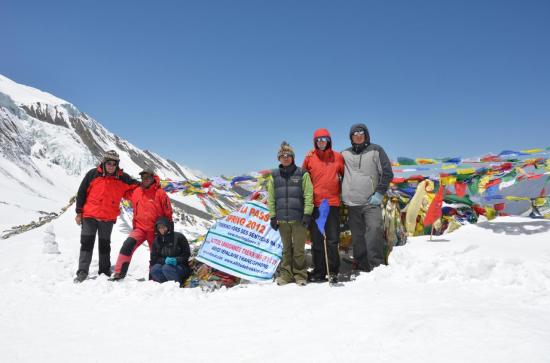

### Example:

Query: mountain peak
xmin=0 ymin=74 xmax=69 ymax=107
xmin=0 ymin=74 xmax=206 ymax=233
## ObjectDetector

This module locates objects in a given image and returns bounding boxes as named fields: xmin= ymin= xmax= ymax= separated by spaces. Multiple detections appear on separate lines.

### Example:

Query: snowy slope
xmin=0 ymin=74 xmax=205 ymax=232
xmin=0 ymin=213 xmax=548 ymax=363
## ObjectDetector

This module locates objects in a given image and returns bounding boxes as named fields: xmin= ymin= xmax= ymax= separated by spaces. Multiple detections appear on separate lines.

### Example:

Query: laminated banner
xmin=196 ymin=201 xmax=282 ymax=282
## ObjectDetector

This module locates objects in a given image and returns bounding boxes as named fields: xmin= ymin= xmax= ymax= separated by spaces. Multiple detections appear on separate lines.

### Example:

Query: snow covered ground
xmin=1 ymin=210 xmax=549 ymax=363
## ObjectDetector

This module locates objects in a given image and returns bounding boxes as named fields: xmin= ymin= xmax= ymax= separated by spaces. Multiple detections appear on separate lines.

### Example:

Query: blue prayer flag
xmin=315 ymin=199 xmax=330 ymax=235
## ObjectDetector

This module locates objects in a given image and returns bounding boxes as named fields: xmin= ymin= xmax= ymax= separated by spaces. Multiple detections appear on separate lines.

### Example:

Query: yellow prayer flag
xmin=478 ymin=175 xmax=491 ymax=194
xmin=416 ymin=158 xmax=437 ymax=165
xmin=505 ymin=196 xmax=529 ymax=201
xmin=521 ymin=148 xmax=544 ymax=154
xmin=442 ymin=164 xmax=458 ymax=170
xmin=440 ymin=175 xmax=457 ymax=185
xmin=484 ymin=207 xmax=497 ymax=220
xmin=457 ymin=168 xmax=476 ymax=175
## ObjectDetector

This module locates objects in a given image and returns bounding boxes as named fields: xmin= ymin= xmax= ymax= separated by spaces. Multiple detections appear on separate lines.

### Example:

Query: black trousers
xmin=309 ymin=206 xmax=341 ymax=276
xmin=78 ymin=218 xmax=114 ymax=274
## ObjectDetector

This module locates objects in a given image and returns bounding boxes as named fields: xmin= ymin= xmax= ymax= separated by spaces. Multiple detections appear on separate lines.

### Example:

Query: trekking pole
xmin=323 ymin=233 xmax=331 ymax=284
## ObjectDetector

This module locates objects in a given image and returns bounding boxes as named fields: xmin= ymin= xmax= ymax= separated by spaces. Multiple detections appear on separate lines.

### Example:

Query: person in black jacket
xmin=150 ymin=216 xmax=191 ymax=286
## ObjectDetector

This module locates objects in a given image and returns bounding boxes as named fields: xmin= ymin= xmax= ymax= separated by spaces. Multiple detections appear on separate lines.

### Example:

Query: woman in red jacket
xmin=112 ymin=169 xmax=173 ymax=280
xmin=302 ymin=128 xmax=344 ymax=284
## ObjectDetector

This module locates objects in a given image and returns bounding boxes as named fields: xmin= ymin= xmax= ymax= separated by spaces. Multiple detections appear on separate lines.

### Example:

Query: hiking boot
xmin=98 ymin=269 xmax=112 ymax=277
xmin=296 ymin=280 xmax=307 ymax=286
xmin=110 ymin=272 xmax=125 ymax=281
xmin=328 ymin=274 xmax=339 ymax=284
xmin=343 ymin=255 xmax=362 ymax=270
xmin=307 ymin=273 xmax=327 ymax=283
xmin=276 ymin=277 xmax=291 ymax=286
xmin=74 ymin=270 xmax=88 ymax=283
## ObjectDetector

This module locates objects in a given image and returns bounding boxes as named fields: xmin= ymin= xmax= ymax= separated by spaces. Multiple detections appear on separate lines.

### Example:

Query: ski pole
xmin=323 ymin=234 xmax=331 ymax=284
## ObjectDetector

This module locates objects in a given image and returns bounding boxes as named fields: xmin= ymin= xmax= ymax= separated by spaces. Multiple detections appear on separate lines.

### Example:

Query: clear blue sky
xmin=2 ymin=0 xmax=549 ymax=176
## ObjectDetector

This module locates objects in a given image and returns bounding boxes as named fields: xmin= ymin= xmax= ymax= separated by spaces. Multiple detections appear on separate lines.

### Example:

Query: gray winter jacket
xmin=341 ymin=143 xmax=394 ymax=207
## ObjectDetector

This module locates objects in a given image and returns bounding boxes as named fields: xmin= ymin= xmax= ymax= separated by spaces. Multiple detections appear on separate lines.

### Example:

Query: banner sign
xmin=196 ymin=201 xmax=282 ymax=281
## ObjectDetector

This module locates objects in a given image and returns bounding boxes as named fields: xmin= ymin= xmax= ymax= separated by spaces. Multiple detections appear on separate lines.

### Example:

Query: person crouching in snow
xmin=150 ymin=216 xmax=191 ymax=286
xmin=267 ymin=141 xmax=314 ymax=286
xmin=111 ymin=169 xmax=173 ymax=280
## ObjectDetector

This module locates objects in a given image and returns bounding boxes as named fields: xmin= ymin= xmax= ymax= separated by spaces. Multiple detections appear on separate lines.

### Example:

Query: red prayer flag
xmin=424 ymin=186 xmax=445 ymax=226
xmin=494 ymin=203 xmax=505 ymax=211
xmin=473 ymin=205 xmax=486 ymax=216
xmin=485 ymin=178 xmax=502 ymax=189
xmin=455 ymin=182 xmax=467 ymax=197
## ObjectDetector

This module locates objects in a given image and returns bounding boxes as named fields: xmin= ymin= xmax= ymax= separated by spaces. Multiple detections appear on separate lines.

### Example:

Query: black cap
xmin=139 ymin=169 xmax=155 ymax=176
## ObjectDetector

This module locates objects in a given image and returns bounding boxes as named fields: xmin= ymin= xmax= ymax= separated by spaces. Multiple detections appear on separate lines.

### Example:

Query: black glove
xmin=270 ymin=218 xmax=279 ymax=231
xmin=302 ymin=214 xmax=312 ymax=229
xmin=312 ymin=208 xmax=320 ymax=219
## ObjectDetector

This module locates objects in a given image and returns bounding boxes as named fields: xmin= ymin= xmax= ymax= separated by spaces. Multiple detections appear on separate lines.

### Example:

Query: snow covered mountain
xmin=0 ymin=74 xmax=234 ymax=237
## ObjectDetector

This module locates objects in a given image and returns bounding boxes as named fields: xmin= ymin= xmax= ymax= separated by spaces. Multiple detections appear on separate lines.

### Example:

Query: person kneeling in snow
xmin=150 ymin=217 xmax=191 ymax=286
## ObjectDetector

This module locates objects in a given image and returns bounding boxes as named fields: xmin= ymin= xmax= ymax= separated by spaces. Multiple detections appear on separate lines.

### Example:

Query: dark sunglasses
xmin=315 ymin=137 xmax=330 ymax=143
xmin=352 ymin=131 xmax=365 ymax=136
xmin=280 ymin=153 xmax=293 ymax=159
xmin=141 ymin=174 xmax=154 ymax=180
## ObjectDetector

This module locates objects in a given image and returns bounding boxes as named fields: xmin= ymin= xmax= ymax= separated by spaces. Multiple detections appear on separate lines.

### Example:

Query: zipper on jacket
xmin=285 ymin=174 xmax=289 ymax=221
xmin=359 ymin=153 xmax=363 ymax=169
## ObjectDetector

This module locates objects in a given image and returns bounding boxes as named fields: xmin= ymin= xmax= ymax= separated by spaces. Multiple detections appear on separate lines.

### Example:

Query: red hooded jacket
xmin=302 ymin=128 xmax=345 ymax=207
xmin=76 ymin=165 xmax=138 ymax=222
xmin=131 ymin=174 xmax=173 ymax=232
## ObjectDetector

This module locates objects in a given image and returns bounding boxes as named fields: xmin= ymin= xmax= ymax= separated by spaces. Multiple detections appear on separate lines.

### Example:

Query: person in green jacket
xmin=267 ymin=141 xmax=314 ymax=286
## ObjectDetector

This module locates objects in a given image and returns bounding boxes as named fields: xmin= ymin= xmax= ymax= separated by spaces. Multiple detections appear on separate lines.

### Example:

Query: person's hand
xmin=302 ymin=214 xmax=312 ymax=229
xmin=75 ymin=213 xmax=82 ymax=225
xmin=270 ymin=218 xmax=279 ymax=231
xmin=368 ymin=192 xmax=384 ymax=206
xmin=165 ymin=257 xmax=177 ymax=266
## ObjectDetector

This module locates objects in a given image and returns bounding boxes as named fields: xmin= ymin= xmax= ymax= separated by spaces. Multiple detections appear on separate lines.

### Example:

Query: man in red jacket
xmin=111 ymin=169 xmax=173 ymax=280
xmin=74 ymin=150 xmax=138 ymax=283
xmin=302 ymin=128 xmax=345 ymax=284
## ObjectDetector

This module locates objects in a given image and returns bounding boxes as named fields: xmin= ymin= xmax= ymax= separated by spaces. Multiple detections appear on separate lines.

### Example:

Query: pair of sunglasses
xmin=353 ymin=131 xmax=365 ymax=136
xmin=315 ymin=137 xmax=330 ymax=143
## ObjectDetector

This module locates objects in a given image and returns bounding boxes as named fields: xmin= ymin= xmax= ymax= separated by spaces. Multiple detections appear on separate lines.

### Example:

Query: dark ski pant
xmin=309 ymin=206 xmax=340 ymax=277
xmin=348 ymin=204 xmax=385 ymax=272
xmin=150 ymin=264 xmax=190 ymax=284
xmin=278 ymin=221 xmax=308 ymax=283
xmin=78 ymin=218 xmax=114 ymax=274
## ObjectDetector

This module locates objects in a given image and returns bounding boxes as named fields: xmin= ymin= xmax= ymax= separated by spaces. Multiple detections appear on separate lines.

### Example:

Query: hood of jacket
xmin=349 ymin=123 xmax=371 ymax=154
xmin=154 ymin=216 xmax=173 ymax=236
xmin=313 ymin=128 xmax=335 ymax=161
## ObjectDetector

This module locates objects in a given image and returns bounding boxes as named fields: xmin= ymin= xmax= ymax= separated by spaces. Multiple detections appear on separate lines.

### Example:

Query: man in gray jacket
xmin=342 ymin=123 xmax=394 ymax=272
